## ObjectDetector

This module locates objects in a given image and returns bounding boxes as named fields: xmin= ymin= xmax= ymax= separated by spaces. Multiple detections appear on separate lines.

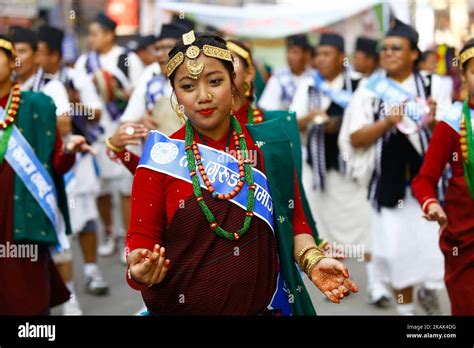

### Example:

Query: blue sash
xmin=0 ymin=108 xmax=69 ymax=250
xmin=313 ymin=71 xmax=352 ymax=108
xmin=365 ymin=72 xmax=427 ymax=123
xmin=139 ymin=131 xmax=292 ymax=315
xmin=442 ymin=101 xmax=474 ymax=134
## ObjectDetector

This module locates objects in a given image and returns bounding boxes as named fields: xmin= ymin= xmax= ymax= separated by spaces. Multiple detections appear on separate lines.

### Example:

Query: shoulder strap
xmin=118 ymin=53 xmax=129 ymax=79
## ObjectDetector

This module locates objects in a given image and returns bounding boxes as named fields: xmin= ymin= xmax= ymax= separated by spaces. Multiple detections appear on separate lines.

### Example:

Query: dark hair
xmin=226 ymin=39 xmax=256 ymax=102
xmin=419 ymin=49 xmax=435 ymax=62
xmin=168 ymin=32 xmax=235 ymax=89
xmin=460 ymin=38 xmax=474 ymax=70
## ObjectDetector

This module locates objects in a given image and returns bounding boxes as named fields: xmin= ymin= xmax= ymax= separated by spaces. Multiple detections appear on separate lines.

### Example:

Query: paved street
xmin=52 ymin=237 xmax=451 ymax=316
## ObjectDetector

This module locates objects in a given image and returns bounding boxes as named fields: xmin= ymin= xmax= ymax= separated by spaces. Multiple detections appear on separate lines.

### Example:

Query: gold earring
xmin=244 ymin=82 xmax=251 ymax=97
xmin=207 ymin=93 xmax=213 ymax=102
xmin=175 ymin=104 xmax=185 ymax=124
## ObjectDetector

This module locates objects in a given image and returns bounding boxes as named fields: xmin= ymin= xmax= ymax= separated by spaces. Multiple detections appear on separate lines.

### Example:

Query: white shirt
xmin=291 ymin=72 xmax=345 ymax=119
xmin=258 ymin=66 xmax=314 ymax=111
xmin=339 ymin=72 xmax=453 ymax=186
xmin=121 ymin=62 xmax=172 ymax=123
xmin=20 ymin=71 xmax=70 ymax=116
xmin=75 ymin=45 xmax=145 ymax=138
xmin=57 ymin=66 xmax=102 ymax=112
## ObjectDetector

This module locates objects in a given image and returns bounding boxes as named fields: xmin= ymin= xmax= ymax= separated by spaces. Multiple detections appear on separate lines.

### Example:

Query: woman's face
xmin=463 ymin=58 xmax=474 ymax=97
xmin=0 ymin=49 xmax=14 ymax=84
xmin=232 ymin=55 xmax=254 ymax=97
xmin=173 ymin=54 xmax=233 ymax=133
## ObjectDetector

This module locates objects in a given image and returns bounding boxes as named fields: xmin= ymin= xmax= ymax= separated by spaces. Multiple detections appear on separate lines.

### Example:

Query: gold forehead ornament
xmin=166 ymin=30 xmax=233 ymax=79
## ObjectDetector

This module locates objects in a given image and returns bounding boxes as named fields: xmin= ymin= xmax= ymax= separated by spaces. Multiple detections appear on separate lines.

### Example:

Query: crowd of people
xmin=0 ymin=11 xmax=473 ymax=316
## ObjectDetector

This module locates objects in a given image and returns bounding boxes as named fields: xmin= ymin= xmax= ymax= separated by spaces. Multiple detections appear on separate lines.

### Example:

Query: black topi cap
xmin=287 ymin=34 xmax=311 ymax=50
xmin=38 ymin=25 xmax=64 ymax=53
xmin=319 ymin=33 xmax=345 ymax=52
xmin=386 ymin=18 xmax=419 ymax=48
xmin=93 ymin=12 xmax=117 ymax=32
xmin=157 ymin=23 xmax=188 ymax=41
xmin=9 ymin=26 xmax=38 ymax=47
xmin=355 ymin=36 xmax=378 ymax=58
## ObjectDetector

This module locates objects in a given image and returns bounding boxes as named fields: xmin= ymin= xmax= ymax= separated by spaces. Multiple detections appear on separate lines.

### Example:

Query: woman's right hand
xmin=423 ymin=203 xmax=448 ymax=232
xmin=128 ymin=245 xmax=170 ymax=286
xmin=109 ymin=122 xmax=149 ymax=149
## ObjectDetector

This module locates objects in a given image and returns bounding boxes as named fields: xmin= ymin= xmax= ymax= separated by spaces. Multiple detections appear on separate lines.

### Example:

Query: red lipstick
xmin=198 ymin=108 xmax=216 ymax=116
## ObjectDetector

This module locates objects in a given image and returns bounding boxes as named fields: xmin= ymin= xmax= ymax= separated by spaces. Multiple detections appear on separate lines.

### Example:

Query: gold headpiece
xmin=460 ymin=47 xmax=474 ymax=67
xmin=166 ymin=30 xmax=233 ymax=79
xmin=0 ymin=38 xmax=16 ymax=57
xmin=226 ymin=42 xmax=253 ymax=69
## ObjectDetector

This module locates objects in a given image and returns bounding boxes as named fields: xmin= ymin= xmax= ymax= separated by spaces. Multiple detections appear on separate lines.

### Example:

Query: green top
xmin=247 ymin=114 xmax=318 ymax=315
xmin=11 ymin=91 xmax=71 ymax=246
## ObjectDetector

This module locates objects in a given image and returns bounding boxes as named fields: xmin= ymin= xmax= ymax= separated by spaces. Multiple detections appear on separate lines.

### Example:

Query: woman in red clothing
xmin=106 ymin=39 xmax=263 ymax=169
xmin=412 ymin=39 xmax=474 ymax=315
xmin=0 ymin=36 xmax=93 ymax=315
xmin=124 ymin=31 xmax=357 ymax=315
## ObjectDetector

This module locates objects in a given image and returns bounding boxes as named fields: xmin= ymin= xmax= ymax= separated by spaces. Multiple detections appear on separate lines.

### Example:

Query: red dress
xmin=125 ymin=123 xmax=312 ymax=315
xmin=0 ymin=94 xmax=74 ymax=315
xmin=412 ymin=112 xmax=474 ymax=315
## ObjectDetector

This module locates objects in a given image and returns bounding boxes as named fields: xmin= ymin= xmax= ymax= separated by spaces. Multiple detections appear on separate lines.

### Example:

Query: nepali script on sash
xmin=139 ymin=130 xmax=275 ymax=232
xmin=139 ymin=131 xmax=294 ymax=315
xmin=0 ymin=108 xmax=69 ymax=251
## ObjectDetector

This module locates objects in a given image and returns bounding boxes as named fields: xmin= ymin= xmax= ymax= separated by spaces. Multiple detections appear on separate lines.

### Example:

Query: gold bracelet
xmin=317 ymin=239 xmax=329 ymax=250
xmin=297 ymin=245 xmax=321 ymax=266
xmin=306 ymin=255 xmax=326 ymax=280
xmin=300 ymin=248 xmax=325 ymax=273
xmin=302 ymin=249 xmax=326 ymax=275
xmin=105 ymin=137 xmax=124 ymax=153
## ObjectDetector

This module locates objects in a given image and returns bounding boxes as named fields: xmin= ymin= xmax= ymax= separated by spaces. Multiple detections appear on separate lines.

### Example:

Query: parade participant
xmin=352 ymin=37 xmax=379 ymax=78
xmin=120 ymin=23 xmax=188 ymax=133
xmin=37 ymin=25 xmax=109 ymax=309
xmin=109 ymin=37 xmax=326 ymax=257
xmin=134 ymin=35 xmax=158 ymax=67
xmin=338 ymin=36 xmax=391 ymax=308
xmin=0 ymin=36 xmax=93 ymax=315
xmin=75 ymin=13 xmax=144 ymax=258
xmin=347 ymin=19 xmax=451 ymax=315
xmin=9 ymin=26 xmax=69 ymax=117
xmin=412 ymin=38 xmax=474 ymax=315
xmin=291 ymin=33 xmax=367 ymax=257
xmin=259 ymin=34 xmax=313 ymax=111
xmin=124 ymin=31 xmax=358 ymax=315
xmin=8 ymin=26 xmax=38 ymax=87
xmin=418 ymin=50 xmax=438 ymax=74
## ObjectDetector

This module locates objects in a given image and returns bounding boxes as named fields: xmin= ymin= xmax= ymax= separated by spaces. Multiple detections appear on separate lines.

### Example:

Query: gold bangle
xmin=297 ymin=245 xmax=321 ymax=266
xmin=306 ymin=255 xmax=326 ymax=280
xmin=300 ymin=248 xmax=324 ymax=273
xmin=105 ymin=137 xmax=124 ymax=153
xmin=317 ymin=239 xmax=329 ymax=250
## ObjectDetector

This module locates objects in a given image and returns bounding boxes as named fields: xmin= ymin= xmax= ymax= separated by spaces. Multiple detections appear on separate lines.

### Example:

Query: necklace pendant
xmin=233 ymin=232 xmax=240 ymax=240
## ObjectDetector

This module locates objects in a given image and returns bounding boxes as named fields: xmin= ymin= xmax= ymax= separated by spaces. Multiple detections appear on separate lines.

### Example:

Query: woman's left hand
xmin=64 ymin=135 xmax=96 ymax=155
xmin=310 ymin=258 xmax=358 ymax=304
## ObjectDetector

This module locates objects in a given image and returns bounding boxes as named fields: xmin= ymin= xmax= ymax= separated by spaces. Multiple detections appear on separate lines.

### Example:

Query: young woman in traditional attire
xmin=412 ymin=39 xmax=474 ymax=315
xmin=107 ymin=37 xmax=326 ymax=252
xmin=0 ymin=37 xmax=92 ymax=314
xmin=123 ymin=31 xmax=357 ymax=315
